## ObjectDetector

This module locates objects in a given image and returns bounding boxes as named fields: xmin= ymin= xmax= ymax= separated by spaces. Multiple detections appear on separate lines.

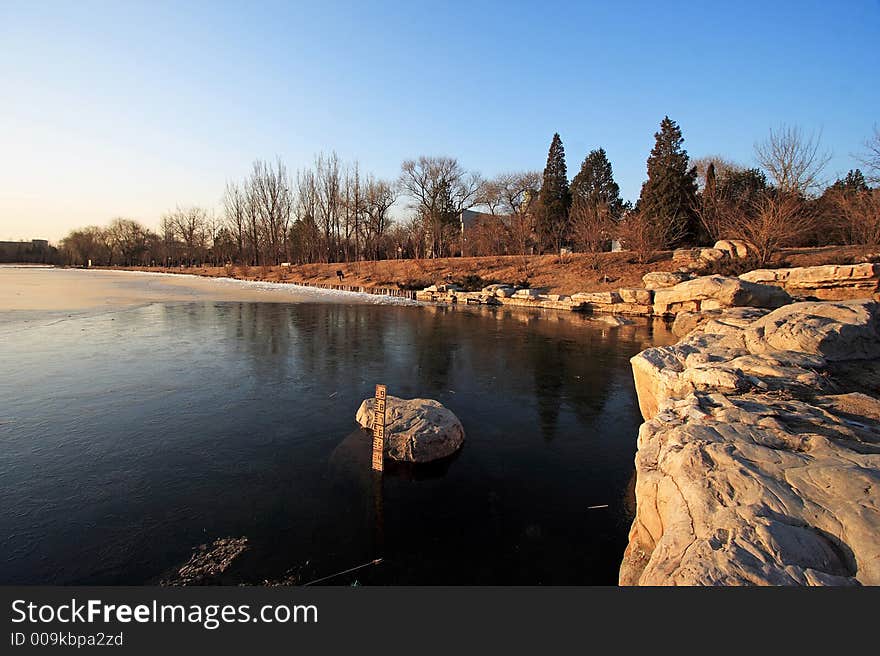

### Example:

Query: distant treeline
xmin=58 ymin=120 xmax=880 ymax=268
xmin=0 ymin=240 xmax=60 ymax=264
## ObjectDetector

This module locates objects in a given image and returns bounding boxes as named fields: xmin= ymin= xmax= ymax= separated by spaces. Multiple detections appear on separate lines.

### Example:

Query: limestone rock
xmin=482 ymin=284 xmax=517 ymax=298
xmin=672 ymin=248 xmax=703 ymax=268
xmin=622 ymin=299 xmax=880 ymax=586
xmin=714 ymin=239 xmax=753 ymax=259
xmin=740 ymin=263 xmax=880 ymax=300
xmin=355 ymin=395 xmax=465 ymax=463
xmin=699 ymin=247 xmax=727 ymax=263
xmin=618 ymin=288 xmax=653 ymax=305
xmin=643 ymin=271 xmax=694 ymax=290
xmin=744 ymin=300 xmax=880 ymax=361
xmin=652 ymin=275 xmax=791 ymax=316
xmin=620 ymin=391 xmax=880 ymax=586
xmin=672 ymin=307 xmax=770 ymax=338
xmin=571 ymin=291 xmax=621 ymax=305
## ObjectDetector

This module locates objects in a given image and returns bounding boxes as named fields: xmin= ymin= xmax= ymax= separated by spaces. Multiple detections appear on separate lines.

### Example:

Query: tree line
xmin=59 ymin=122 xmax=880 ymax=268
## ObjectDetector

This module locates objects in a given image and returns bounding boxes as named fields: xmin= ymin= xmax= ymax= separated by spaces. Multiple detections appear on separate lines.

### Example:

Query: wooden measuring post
xmin=371 ymin=384 xmax=387 ymax=472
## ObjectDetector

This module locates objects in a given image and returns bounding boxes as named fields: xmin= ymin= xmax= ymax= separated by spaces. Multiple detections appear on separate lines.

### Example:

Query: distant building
xmin=0 ymin=239 xmax=56 ymax=264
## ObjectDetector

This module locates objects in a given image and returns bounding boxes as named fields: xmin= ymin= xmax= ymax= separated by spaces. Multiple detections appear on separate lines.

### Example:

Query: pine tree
xmin=637 ymin=116 xmax=699 ymax=246
xmin=537 ymin=133 xmax=571 ymax=253
xmin=705 ymin=162 xmax=717 ymax=199
xmin=570 ymin=148 xmax=624 ymax=220
xmin=569 ymin=148 xmax=624 ymax=251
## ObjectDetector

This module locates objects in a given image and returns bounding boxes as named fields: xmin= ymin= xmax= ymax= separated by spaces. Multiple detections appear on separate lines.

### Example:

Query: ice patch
xmin=101 ymin=269 xmax=421 ymax=306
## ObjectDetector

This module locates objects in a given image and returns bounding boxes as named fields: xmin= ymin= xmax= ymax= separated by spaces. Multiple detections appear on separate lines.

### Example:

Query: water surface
xmin=0 ymin=293 xmax=672 ymax=584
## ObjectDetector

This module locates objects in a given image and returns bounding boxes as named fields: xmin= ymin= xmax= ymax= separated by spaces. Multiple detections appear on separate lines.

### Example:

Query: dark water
xmin=0 ymin=301 xmax=672 ymax=585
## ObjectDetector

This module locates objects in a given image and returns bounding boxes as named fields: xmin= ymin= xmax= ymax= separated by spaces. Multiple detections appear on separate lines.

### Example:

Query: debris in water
xmin=160 ymin=537 xmax=249 ymax=586
xmin=587 ymin=504 xmax=609 ymax=510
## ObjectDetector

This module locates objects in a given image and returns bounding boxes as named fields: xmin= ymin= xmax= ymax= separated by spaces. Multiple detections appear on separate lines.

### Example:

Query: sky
xmin=1 ymin=0 xmax=878 ymax=242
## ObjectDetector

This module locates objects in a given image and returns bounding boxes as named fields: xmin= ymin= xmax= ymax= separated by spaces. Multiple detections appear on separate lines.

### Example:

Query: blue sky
xmin=1 ymin=0 xmax=878 ymax=241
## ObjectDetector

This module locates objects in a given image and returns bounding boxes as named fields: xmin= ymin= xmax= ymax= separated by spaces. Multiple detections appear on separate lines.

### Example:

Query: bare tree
xmin=690 ymin=155 xmax=743 ymax=190
xmin=858 ymin=125 xmax=880 ymax=185
xmin=719 ymin=192 xmax=815 ymax=265
xmin=107 ymin=217 xmax=150 ymax=265
xmin=363 ymin=177 xmax=397 ymax=260
xmin=250 ymin=158 xmax=292 ymax=265
xmin=315 ymin=152 xmax=342 ymax=262
xmin=59 ymin=226 xmax=107 ymax=266
xmin=292 ymin=168 xmax=321 ymax=263
xmin=165 ymin=206 xmax=209 ymax=265
xmin=754 ymin=125 xmax=831 ymax=195
xmin=477 ymin=178 xmax=505 ymax=216
xmin=833 ymin=187 xmax=880 ymax=246
xmin=615 ymin=210 xmax=676 ymax=265
xmin=223 ymin=181 xmax=248 ymax=263
xmin=569 ymin=199 xmax=612 ymax=253
xmin=399 ymin=156 xmax=482 ymax=258
xmin=493 ymin=171 xmax=540 ymax=256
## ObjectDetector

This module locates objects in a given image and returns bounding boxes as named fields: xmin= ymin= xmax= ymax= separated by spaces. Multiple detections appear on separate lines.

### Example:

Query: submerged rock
xmin=356 ymin=396 xmax=465 ymax=463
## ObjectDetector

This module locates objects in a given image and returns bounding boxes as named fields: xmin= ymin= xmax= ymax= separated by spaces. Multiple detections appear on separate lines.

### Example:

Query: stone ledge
xmin=621 ymin=301 xmax=880 ymax=586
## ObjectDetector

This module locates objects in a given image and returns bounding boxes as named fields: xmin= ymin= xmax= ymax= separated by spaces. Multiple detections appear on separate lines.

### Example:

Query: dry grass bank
xmin=115 ymin=245 xmax=878 ymax=297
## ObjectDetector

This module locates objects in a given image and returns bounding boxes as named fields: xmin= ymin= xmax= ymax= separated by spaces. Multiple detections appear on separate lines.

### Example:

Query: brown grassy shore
xmin=112 ymin=246 xmax=877 ymax=297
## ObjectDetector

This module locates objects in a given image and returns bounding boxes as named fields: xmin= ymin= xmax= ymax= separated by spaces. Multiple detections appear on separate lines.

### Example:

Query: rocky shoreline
xmin=417 ymin=259 xmax=880 ymax=320
xmin=620 ymin=300 xmax=880 ymax=585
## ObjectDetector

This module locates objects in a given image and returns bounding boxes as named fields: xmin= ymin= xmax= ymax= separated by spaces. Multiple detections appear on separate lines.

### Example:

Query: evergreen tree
xmin=830 ymin=169 xmax=869 ymax=194
xmin=705 ymin=162 xmax=717 ymax=199
xmin=570 ymin=147 xmax=624 ymax=220
xmin=637 ymin=117 xmax=699 ymax=246
xmin=537 ymin=133 xmax=571 ymax=253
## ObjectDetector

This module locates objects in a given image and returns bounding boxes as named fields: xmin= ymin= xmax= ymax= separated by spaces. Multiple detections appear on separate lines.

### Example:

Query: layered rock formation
xmin=740 ymin=263 xmax=880 ymax=301
xmin=356 ymin=396 xmax=465 ymax=463
xmin=622 ymin=300 xmax=880 ymax=585
xmin=652 ymin=275 xmax=791 ymax=316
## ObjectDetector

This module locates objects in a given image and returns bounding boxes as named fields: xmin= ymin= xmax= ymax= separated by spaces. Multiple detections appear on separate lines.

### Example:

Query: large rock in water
xmin=652 ymin=275 xmax=791 ymax=316
xmin=355 ymin=396 xmax=464 ymax=462
xmin=622 ymin=299 xmax=880 ymax=586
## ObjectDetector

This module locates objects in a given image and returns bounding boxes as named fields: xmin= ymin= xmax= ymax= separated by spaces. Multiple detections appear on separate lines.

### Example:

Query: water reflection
xmin=0 ymin=301 xmax=673 ymax=585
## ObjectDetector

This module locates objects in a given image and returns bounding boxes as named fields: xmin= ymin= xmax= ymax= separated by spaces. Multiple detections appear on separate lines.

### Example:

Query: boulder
xmin=740 ymin=263 xmax=880 ymax=300
xmin=672 ymin=248 xmax=703 ymax=268
xmin=671 ymin=307 xmax=770 ymax=338
xmin=699 ymin=247 xmax=727 ymax=263
xmin=482 ymin=284 xmax=517 ymax=297
xmin=620 ymin=391 xmax=880 ymax=586
xmin=355 ymin=396 xmax=465 ymax=463
xmin=622 ymin=299 xmax=880 ymax=586
xmin=744 ymin=300 xmax=880 ymax=361
xmin=512 ymin=288 xmax=542 ymax=299
xmin=652 ymin=275 xmax=791 ymax=316
xmin=618 ymin=288 xmax=653 ymax=305
xmin=714 ymin=239 xmax=753 ymax=259
xmin=642 ymin=271 xmax=694 ymax=290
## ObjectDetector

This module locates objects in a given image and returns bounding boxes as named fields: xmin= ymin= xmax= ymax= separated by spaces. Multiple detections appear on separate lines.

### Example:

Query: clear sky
xmin=1 ymin=0 xmax=878 ymax=242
